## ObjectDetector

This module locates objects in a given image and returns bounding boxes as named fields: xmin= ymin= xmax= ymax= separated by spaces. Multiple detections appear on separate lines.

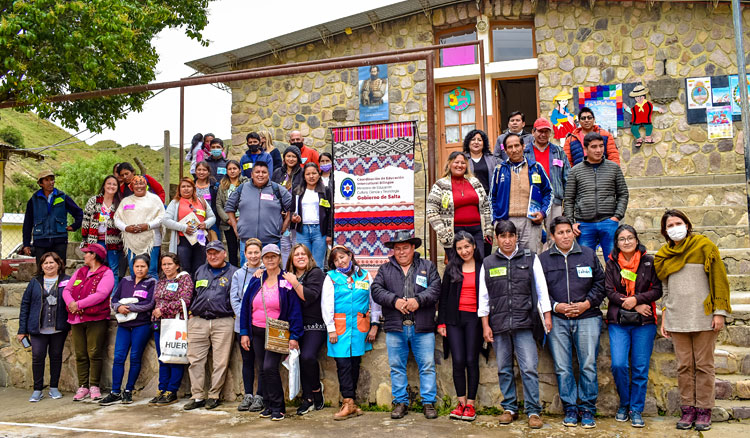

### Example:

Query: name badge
xmin=260 ymin=193 xmax=274 ymax=201
xmin=166 ymin=282 xmax=179 ymax=292
xmin=195 ymin=279 xmax=208 ymax=288
xmin=98 ymin=215 xmax=107 ymax=222
xmin=53 ymin=197 xmax=64 ymax=205
xmin=301 ymin=157 xmax=308 ymax=164
xmin=620 ymin=269 xmax=637 ymax=282
xmin=46 ymin=295 xmax=58 ymax=306
xmin=441 ymin=193 xmax=450 ymax=209
xmin=243 ymin=163 xmax=252 ymax=170
xmin=416 ymin=275 xmax=428 ymax=288
xmin=576 ymin=266 xmax=593 ymax=278
xmin=217 ymin=167 xmax=227 ymax=175
xmin=319 ymin=199 xmax=331 ymax=208
xmin=59 ymin=280 xmax=69 ymax=287
xmin=123 ymin=204 xmax=135 ymax=210
xmin=280 ymin=279 xmax=292 ymax=289
xmin=553 ymin=158 xmax=564 ymax=167
xmin=133 ymin=290 xmax=148 ymax=299
xmin=489 ymin=267 xmax=507 ymax=277
xmin=203 ymin=193 xmax=211 ymax=200
xmin=195 ymin=209 xmax=206 ymax=217
xmin=532 ymin=173 xmax=542 ymax=184
xmin=73 ymin=279 xmax=82 ymax=286
xmin=355 ymin=281 xmax=369 ymax=290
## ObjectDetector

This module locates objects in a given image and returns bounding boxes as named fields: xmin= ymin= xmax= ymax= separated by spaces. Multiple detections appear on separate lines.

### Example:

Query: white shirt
xmin=321 ymin=272 xmax=382 ymax=333
xmin=477 ymin=246 xmax=552 ymax=317
xmin=300 ymin=190 xmax=320 ymax=225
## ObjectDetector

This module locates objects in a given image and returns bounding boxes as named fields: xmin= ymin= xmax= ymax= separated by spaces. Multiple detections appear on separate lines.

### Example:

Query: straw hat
xmin=553 ymin=90 xmax=573 ymax=102
xmin=629 ymin=84 xmax=649 ymax=97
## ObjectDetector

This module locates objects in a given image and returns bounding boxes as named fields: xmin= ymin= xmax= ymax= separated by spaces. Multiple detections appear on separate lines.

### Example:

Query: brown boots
xmin=334 ymin=398 xmax=362 ymax=421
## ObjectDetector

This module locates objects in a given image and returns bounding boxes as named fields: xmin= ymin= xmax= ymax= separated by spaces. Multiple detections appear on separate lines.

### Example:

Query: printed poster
xmin=686 ymin=77 xmax=712 ymax=109
xmin=358 ymin=64 xmax=389 ymax=122
xmin=584 ymin=99 xmax=618 ymax=137
xmin=706 ymin=106 xmax=733 ymax=140
xmin=729 ymin=75 xmax=750 ymax=116
xmin=712 ymin=87 xmax=731 ymax=105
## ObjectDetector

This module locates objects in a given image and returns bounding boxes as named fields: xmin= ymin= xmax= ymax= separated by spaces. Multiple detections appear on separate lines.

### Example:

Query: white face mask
xmin=667 ymin=224 xmax=687 ymax=242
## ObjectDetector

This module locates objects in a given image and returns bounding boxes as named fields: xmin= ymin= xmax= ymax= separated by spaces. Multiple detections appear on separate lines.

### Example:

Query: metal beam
xmin=731 ymin=0 xmax=750 ymax=238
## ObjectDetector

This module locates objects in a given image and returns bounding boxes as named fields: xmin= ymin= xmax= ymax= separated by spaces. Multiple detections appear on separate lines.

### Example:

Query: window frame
xmin=489 ymin=20 xmax=536 ymax=63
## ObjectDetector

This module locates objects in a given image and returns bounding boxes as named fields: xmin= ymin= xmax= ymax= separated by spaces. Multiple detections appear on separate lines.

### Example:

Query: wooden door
xmin=437 ymin=82 xmax=482 ymax=172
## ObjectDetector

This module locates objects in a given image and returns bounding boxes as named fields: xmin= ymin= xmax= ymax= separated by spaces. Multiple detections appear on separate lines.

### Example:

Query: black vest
xmin=483 ymin=249 xmax=535 ymax=334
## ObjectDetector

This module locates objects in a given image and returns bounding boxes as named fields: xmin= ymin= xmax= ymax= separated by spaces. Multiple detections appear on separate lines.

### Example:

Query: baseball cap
xmin=533 ymin=118 xmax=553 ymax=131
xmin=206 ymin=240 xmax=226 ymax=252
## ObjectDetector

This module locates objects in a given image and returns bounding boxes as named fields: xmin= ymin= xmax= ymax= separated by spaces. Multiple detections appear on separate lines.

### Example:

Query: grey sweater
xmin=563 ymin=159 xmax=629 ymax=222
xmin=224 ymin=180 xmax=292 ymax=245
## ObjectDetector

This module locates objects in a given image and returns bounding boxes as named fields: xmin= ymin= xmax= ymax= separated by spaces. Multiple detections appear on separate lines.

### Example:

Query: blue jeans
xmin=111 ymin=324 xmax=152 ymax=393
xmin=98 ymin=240 xmax=121 ymax=294
xmin=609 ymin=323 xmax=657 ymax=413
xmin=577 ymin=219 xmax=619 ymax=261
xmin=295 ymin=224 xmax=327 ymax=268
xmin=127 ymin=246 xmax=160 ymax=280
xmin=493 ymin=329 xmax=541 ymax=415
xmin=548 ymin=315 xmax=602 ymax=413
xmin=154 ymin=330 xmax=186 ymax=393
xmin=385 ymin=326 xmax=437 ymax=405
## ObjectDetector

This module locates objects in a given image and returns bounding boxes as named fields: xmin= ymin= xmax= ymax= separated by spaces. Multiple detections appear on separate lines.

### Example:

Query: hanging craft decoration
xmin=448 ymin=87 xmax=471 ymax=111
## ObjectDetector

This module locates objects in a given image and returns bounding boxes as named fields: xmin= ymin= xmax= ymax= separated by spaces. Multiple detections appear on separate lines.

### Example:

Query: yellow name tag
xmin=195 ymin=209 xmax=206 ymax=217
xmin=620 ymin=269 xmax=637 ymax=282
xmin=441 ymin=193 xmax=450 ymax=209
xmin=98 ymin=215 xmax=107 ymax=222
xmin=53 ymin=197 xmax=64 ymax=205
xmin=532 ymin=173 xmax=542 ymax=184
xmin=319 ymin=199 xmax=331 ymax=208
xmin=355 ymin=281 xmax=369 ymax=290
xmin=242 ymin=163 xmax=252 ymax=170
xmin=489 ymin=267 xmax=507 ymax=277
xmin=73 ymin=279 xmax=82 ymax=286
xmin=195 ymin=279 xmax=208 ymax=288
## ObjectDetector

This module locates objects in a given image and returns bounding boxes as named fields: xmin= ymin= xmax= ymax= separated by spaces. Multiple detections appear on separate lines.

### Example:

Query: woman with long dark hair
xmin=437 ymin=231 xmax=483 ymax=421
xmin=291 ymin=163 xmax=333 ymax=268
xmin=185 ymin=133 xmax=204 ymax=179
xmin=81 ymin=175 xmax=123 ymax=291
xmin=272 ymin=146 xmax=304 ymax=265
xmin=216 ymin=160 xmax=248 ymax=266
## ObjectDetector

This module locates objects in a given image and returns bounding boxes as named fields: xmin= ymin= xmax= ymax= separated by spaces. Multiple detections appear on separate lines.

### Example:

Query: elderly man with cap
xmin=371 ymin=230 xmax=441 ymax=420
xmin=22 ymin=169 xmax=84 ymax=265
xmin=184 ymin=240 xmax=238 ymax=411
xmin=525 ymin=118 xmax=570 ymax=249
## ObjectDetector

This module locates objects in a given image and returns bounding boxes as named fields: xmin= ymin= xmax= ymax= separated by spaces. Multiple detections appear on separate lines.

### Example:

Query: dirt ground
xmin=0 ymin=387 xmax=746 ymax=437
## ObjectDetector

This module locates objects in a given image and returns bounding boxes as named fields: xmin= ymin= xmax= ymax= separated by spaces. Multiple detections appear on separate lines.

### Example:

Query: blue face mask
xmin=336 ymin=260 xmax=353 ymax=275
xmin=210 ymin=149 xmax=222 ymax=157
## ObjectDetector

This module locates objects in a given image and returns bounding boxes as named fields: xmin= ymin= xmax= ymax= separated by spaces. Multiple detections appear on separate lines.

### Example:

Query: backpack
xmin=235 ymin=181 xmax=288 ymax=213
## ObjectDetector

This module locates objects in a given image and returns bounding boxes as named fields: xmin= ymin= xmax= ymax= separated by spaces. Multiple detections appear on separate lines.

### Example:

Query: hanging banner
xmin=332 ymin=121 xmax=416 ymax=274
xmin=729 ymin=75 xmax=750 ymax=116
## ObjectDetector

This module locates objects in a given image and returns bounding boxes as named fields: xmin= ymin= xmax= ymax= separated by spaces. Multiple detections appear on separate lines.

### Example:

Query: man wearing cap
xmin=184 ymin=240 xmax=238 ymax=411
xmin=22 ymin=170 xmax=84 ymax=265
xmin=525 ymin=118 xmax=570 ymax=248
xmin=370 ymin=231 xmax=441 ymax=420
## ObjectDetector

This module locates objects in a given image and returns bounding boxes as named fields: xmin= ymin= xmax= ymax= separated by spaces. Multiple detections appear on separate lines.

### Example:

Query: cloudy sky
xmin=77 ymin=0 xmax=400 ymax=148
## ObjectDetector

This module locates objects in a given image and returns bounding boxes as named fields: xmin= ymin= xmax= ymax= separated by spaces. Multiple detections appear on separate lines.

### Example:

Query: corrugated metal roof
xmin=186 ymin=0 xmax=471 ymax=73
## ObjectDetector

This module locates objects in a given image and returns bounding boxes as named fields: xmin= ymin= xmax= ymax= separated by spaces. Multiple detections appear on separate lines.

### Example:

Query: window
xmin=438 ymin=28 xmax=477 ymax=67
xmin=491 ymin=23 xmax=534 ymax=62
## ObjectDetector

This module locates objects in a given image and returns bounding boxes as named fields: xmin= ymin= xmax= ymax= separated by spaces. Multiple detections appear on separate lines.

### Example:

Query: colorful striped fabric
xmin=332 ymin=121 xmax=415 ymax=143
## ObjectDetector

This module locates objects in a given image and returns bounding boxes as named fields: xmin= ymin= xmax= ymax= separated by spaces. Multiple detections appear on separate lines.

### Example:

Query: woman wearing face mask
xmin=654 ymin=210 xmax=731 ymax=432
xmin=217 ymin=160 xmax=248 ymax=266
xmin=319 ymin=152 xmax=334 ymax=191
xmin=291 ymin=163 xmax=333 ymax=268
xmin=81 ymin=175 xmax=123 ymax=292
xmin=321 ymin=245 xmax=381 ymax=420
xmin=272 ymin=146 xmax=304 ymax=266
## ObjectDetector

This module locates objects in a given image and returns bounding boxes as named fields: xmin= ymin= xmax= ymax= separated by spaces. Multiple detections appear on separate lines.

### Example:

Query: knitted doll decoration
xmin=624 ymin=84 xmax=664 ymax=147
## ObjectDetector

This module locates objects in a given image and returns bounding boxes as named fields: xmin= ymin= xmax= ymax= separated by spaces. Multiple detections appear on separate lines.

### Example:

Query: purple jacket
xmin=111 ymin=276 xmax=157 ymax=327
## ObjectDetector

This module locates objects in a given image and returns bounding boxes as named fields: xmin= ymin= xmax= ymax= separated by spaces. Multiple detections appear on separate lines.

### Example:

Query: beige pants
xmin=187 ymin=316 xmax=235 ymax=400
xmin=543 ymin=204 xmax=564 ymax=251
xmin=671 ymin=330 xmax=718 ymax=409
xmin=509 ymin=216 xmax=542 ymax=254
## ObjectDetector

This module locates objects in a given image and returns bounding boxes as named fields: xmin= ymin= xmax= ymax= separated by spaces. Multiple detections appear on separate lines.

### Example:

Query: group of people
xmin=16 ymin=113 xmax=731 ymax=431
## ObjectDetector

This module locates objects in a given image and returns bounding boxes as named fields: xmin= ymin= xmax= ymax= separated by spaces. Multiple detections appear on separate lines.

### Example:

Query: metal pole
xmin=479 ymin=40 xmax=488 ymax=132
xmin=179 ymin=87 xmax=185 ymax=180
xmin=163 ymin=130 xmax=171 ymax=199
xmin=732 ymin=0 xmax=750 ymax=236
xmin=426 ymin=52 xmax=438 ymax=265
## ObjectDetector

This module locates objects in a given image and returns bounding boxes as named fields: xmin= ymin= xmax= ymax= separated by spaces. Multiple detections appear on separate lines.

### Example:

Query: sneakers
xmin=615 ymin=406 xmax=629 ymax=422
xmin=99 ymin=392 xmax=122 ymax=406
xmin=694 ymin=408 xmax=712 ymax=431
xmin=391 ymin=402 xmax=408 ymax=419
xmin=297 ymin=398 xmax=314 ymax=416
xmin=449 ymin=403 xmax=465 ymax=420
xmin=121 ymin=391 xmax=133 ymax=404
xmin=73 ymin=387 xmax=90 ymax=402
xmin=271 ymin=412 xmax=285 ymax=421
xmin=528 ymin=414 xmax=543 ymax=429
xmin=423 ymin=403 xmax=438 ymax=419
xmin=676 ymin=405 xmax=696 ymax=430
xmin=157 ymin=391 xmax=178 ymax=406
xmin=149 ymin=391 xmax=163 ymax=405
xmin=238 ymin=394 xmax=254 ymax=412
xmin=498 ymin=410 xmax=518 ymax=425
xmin=563 ymin=408 xmax=578 ymax=427
xmin=48 ymin=388 xmax=63 ymax=399
xmin=580 ymin=411 xmax=596 ymax=429
xmin=462 ymin=404 xmax=476 ymax=421
xmin=313 ymin=390 xmax=325 ymax=411
xmin=630 ymin=411 xmax=645 ymax=428
xmin=29 ymin=390 xmax=44 ymax=402
xmin=183 ymin=399 xmax=206 ymax=411
xmin=205 ymin=398 xmax=220 ymax=410
xmin=248 ymin=395 xmax=265 ymax=412
xmin=259 ymin=408 xmax=273 ymax=418
xmin=89 ymin=386 xmax=102 ymax=401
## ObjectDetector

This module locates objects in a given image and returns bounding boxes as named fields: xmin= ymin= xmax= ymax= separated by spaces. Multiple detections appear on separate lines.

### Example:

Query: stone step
xmin=714 ymin=399 xmax=750 ymax=421
xmin=715 ymin=374 xmax=750 ymax=401
xmin=627 ymin=183 xmax=746 ymax=209
xmin=624 ymin=173 xmax=745 ymax=189
xmin=636 ymin=226 xmax=749 ymax=251
xmin=623 ymin=205 xmax=747 ymax=230
xmin=719 ymin=249 xmax=750 ymax=275
xmin=730 ymin=277 xmax=750 ymax=293
xmin=732 ymin=291 xmax=750 ymax=304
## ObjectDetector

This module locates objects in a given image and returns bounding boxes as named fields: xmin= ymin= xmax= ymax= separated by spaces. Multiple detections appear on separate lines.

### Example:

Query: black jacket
xmin=482 ymin=249 xmax=538 ymax=334
xmin=291 ymin=186 xmax=333 ymax=237
xmin=538 ymin=241 xmax=605 ymax=320
xmin=371 ymin=254 xmax=441 ymax=333
xmin=437 ymin=260 xmax=482 ymax=326
xmin=18 ymin=275 xmax=71 ymax=335
xmin=605 ymin=249 xmax=663 ymax=325
xmin=298 ymin=267 xmax=325 ymax=327
xmin=190 ymin=263 xmax=239 ymax=319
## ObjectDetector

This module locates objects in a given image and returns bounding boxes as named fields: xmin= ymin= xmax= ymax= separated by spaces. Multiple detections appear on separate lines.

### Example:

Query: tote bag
xmin=158 ymin=299 xmax=190 ymax=364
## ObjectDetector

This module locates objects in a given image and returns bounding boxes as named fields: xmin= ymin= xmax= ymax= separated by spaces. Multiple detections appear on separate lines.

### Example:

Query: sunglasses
xmin=579 ymin=116 xmax=594 ymax=121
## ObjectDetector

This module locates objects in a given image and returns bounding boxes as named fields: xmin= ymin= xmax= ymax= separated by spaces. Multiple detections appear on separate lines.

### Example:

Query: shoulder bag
xmin=261 ymin=281 xmax=290 ymax=354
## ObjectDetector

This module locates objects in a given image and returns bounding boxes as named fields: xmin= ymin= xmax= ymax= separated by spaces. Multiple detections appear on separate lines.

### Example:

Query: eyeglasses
xmin=579 ymin=116 xmax=594 ymax=121
xmin=617 ymin=236 xmax=636 ymax=243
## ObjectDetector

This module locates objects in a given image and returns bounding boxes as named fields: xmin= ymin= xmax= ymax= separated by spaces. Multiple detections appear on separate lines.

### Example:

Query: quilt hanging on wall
xmin=574 ymin=84 xmax=624 ymax=137
xmin=331 ymin=121 xmax=416 ymax=274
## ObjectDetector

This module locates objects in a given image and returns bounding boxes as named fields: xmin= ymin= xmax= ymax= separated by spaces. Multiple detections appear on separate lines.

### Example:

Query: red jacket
xmin=563 ymin=125 xmax=620 ymax=166
xmin=119 ymin=174 xmax=166 ymax=203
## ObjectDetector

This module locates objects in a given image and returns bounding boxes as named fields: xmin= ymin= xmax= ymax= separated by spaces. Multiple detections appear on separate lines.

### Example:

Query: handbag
xmin=617 ymin=308 xmax=643 ymax=326
xmin=159 ymin=299 xmax=190 ymax=364
xmin=260 ymin=282 xmax=290 ymax=354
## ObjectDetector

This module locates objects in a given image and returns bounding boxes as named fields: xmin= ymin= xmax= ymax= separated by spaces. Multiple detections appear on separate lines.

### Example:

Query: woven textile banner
xmin=332 ymin=121 xmax=416 ymax=274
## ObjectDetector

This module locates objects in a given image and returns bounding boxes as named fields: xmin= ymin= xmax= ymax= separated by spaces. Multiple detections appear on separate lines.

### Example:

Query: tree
xmin=0 ymin=0 xmax=212 ymax=133
xmin=56 ymin=152 xmax=121 ymax=207
xmin=3 ymin=172 xmax=37 ymax=212
xmin=0 ymin=126 xmax=24 ymax=146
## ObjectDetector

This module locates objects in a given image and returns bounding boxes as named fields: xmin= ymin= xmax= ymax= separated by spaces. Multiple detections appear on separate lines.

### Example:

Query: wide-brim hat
xmin=37 ymin=169 xmax=54 ymax=182
xmin=553 ymin=91 xmax=572 ymax=102
xmin=385 ymin=230 xmax=422 ymax=249
xmin=629 ymin=85 xmax=649 ymax=97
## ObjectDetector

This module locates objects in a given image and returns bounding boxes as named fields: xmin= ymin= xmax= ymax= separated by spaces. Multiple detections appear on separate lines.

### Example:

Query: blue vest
xmin=326 ymin=269 xmax=373 ymax=358
xmin=31 ymin=189 xmax=70 ymax=241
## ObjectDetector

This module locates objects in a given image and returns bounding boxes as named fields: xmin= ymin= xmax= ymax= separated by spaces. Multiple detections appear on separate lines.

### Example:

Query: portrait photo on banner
xmin=359 ymin=64 xmax=389 ymax=122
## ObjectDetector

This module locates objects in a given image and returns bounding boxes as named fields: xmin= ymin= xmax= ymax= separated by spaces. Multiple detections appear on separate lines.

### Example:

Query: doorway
xmin=495 ymin=77 xmax=539 ymax=134
xmin=437 ymin=81 xmax=483 ymax=169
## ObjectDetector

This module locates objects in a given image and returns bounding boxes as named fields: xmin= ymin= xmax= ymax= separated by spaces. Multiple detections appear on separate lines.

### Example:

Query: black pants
xmin=118 ymin=250 xmax=129 ymax=278
xmin=225 ymin=227 xmax=239 ymax=267
xmin=446 ymin=311 xmax=482 ymax=399
xmin=177 ymin=236 xmax=206 ymax=277
xmin=335 ymin=356 xmax=361 ymax=399
xmin=30 ymin=332 xmax=68 ymax=391
xmin=236 ymin=336 xmax=263 ymax=396
xmin=299 ymin=330 xmax=324 ymax=400
xmin=34 ymin=243 xmax=68 ymax=267
xmin=252 ymin=326 xmax=284 ymax=413
xmin=447 ymin=225 xmax=485 ymax=262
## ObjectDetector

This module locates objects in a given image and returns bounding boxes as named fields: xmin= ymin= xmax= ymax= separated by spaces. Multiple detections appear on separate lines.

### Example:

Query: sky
xmin=73 ymin=0 xmax=402 ymax=148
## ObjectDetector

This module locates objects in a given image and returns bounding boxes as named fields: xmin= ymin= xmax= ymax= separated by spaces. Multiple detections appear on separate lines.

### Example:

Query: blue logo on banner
xmin=340 ymin=178 xmax=356 ymax=200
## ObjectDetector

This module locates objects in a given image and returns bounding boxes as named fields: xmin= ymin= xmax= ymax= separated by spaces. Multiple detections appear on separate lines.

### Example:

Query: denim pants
xmin=385 ymin=326 xmax=437 ymax=405
xmin=295 ymin=224 xmax=327 ymax=269
xmin=577 ymin=219 xmax=619 ymax=261
xmin=127 ymin=246 xmax=160 ymax=280
xmin=98 ymin=240 xmax=121 ymax=293
xmin=609 ymin=323 xmax=657 ymax=413
xmin=548 ymin=315 xmax=602 ymax=413
xmin=154 ymin=329 xmax=186 ymax=393
xmin=111 ymin=324 xmax=152 ymax=393
xmin=493 ymin=329 xmax=542 ymax=415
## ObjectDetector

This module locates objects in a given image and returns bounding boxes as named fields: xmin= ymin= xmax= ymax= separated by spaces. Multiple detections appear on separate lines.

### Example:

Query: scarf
xmin=115 ymin=192 xmax=165 ymax=255
xmin=654 ymin=234 xmax=731 ymax=315
xmin=617 ymin=250 xmax=641 ymax=297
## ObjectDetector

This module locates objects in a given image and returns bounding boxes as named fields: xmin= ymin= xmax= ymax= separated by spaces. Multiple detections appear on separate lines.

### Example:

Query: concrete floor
xmin=0 ymin=387 xmax=746 ymax=437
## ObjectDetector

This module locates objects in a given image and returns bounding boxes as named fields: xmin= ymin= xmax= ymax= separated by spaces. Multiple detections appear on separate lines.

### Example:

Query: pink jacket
xmin=63 ymin=265 xmax=114 ymax=324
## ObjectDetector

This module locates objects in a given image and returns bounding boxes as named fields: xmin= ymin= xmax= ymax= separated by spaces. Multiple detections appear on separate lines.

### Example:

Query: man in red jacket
xmin=563 ymin=107 xmax=620 ymax=167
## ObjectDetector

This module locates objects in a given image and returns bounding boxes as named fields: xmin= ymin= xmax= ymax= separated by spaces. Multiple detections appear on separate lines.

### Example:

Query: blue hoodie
xmin=239 ymin=150 xmax=274 ymax=179
xmin=490 ymin=155 xmax=552 ymax=222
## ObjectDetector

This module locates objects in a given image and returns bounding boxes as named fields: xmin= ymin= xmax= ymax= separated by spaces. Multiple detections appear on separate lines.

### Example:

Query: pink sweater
xmin=62 ymin=266 xmax=115 ymax=324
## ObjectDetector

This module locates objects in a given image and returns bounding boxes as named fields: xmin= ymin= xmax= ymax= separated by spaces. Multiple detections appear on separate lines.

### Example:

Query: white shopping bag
xmin=282 ymin=348 xmax=301 ymax=400
xmin=158 ymin=299 xmax=190 ymax=364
